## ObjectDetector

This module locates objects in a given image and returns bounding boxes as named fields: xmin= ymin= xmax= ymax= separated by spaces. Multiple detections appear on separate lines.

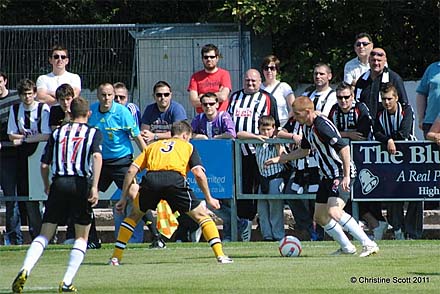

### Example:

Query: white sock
xmin=338 ymin=212 xmax=375 ymax=246
xmin=323 ymin=219 xmax=353 ymax=249
xmin=22 ymin=236 xmax=48 ymax=274
xmin=63 ymin=239 xmax=87 ymax=286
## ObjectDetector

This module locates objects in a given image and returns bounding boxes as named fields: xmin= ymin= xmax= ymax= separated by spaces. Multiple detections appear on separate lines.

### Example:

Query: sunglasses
xmin=337 ymin=95 xmax=351 ymax=100
xmin=155 ymin=92 xmax=170 ymax=98
xmin=370 ymin=51 xmax=385 ymax=57
xmin=203 ymin=55 xmax=217 ymax=60
xmin=263 ymin=66 xmax=277 ymax=71
xmin=355 ymin=41 xmax=371 ymax=47
xmin=52 ymin=54 xmax=67 ymax=60
xmin=114 ymin=95 xmax=126 ymax=100
xmin=202 ymin=102 xmax=216 ymax=107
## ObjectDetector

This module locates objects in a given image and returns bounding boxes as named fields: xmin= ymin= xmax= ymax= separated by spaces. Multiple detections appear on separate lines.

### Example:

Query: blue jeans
xmin=1 ymin=154 xmax=23 ymax=245
xmin=257 ymin=178 xmax=285 ymax=241
xmin=112 ymin=199 xmax=144 ymax=243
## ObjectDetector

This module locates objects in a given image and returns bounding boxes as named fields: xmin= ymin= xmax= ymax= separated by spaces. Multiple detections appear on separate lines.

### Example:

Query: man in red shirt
xmin=188 ymin=44 xmax=232 ymax=114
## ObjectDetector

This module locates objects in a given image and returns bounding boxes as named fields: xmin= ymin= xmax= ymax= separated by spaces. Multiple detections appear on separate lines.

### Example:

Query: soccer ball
xmin=279 ymin=235 xmax=302 ymax=257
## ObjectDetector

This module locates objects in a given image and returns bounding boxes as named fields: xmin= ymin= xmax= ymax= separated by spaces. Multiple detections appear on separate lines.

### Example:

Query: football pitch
xmin=0 ymin=240 xmax=438 ymax=294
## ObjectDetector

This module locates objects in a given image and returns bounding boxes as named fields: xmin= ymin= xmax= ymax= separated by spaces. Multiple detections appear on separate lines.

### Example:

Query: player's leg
xmin=12 ymin=223 xmax=57 ymax=293
xmin=111 ymin=193 xmax=146 ymax=264
xmin=187 ymin=203 xmax=233 ymax=263
xmin=59 ymin=223 xmax=90 ymax=293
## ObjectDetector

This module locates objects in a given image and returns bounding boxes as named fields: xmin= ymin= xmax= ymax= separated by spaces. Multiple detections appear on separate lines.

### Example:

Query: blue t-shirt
xmin=416 ymin=61 xmax=440 ymax=124
xmin=141 ymin=100 xmax=187 ymax=133
xmin=89 ymin=101 xmax=140 ymax=160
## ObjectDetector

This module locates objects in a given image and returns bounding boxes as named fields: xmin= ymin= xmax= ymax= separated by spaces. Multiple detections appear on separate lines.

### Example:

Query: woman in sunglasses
xmin=260 ymin=55 xmax=295 ymax=127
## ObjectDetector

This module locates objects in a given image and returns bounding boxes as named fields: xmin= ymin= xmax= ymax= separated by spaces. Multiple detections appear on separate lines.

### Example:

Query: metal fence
xmin=0 ymin=24 xmax=137 ymax=102
xmin=0 ymin=23 xmax=250 ymax=115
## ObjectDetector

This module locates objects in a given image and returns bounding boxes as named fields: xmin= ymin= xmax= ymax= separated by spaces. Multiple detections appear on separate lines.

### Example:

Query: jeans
xmin=257 ymin=178 xmax=285 ymax=241
xmin=0 ymin=154 xmax=23 ymax=245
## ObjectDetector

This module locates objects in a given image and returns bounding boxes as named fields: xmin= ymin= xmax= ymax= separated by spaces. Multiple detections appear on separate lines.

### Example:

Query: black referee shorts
xmin=138 ymin=171 xmax=201 ymax=214
xmin=43 ymin=176 xmax=93 ymax=226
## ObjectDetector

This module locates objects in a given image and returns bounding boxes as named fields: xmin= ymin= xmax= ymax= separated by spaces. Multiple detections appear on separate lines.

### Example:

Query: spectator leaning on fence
xmin=0 ymin=71 xmax=23 ymax=245
xmin=373 ymin=83 xmax=423 ymax=240
xmin=228 ymin=68 xmax=280 ymax=241
xmin=266 ymin=96 xmax=379 ymax=257
xmin=328 ymin=81 xmax=388 ymax=240
xmin=242 ymin=115 xmax=286 ymax=241
xmin=191 ymin=92 xmax=236 ymax=242
xmin=36 ymin=45 xmax=81 ymax=106
xmin=7 ymin=79 xmax=52 ymax=241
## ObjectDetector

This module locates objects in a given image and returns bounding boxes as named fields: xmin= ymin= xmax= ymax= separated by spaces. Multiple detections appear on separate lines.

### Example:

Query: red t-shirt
xmin=187 ymin=68 xmax=232 ymax=113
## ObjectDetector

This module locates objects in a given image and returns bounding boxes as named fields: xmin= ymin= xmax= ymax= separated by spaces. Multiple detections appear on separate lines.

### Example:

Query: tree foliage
xmin=1 ymin=0 xmax=438 ymax=86
xmin=219 ymin=0 xmax=439 ymax=85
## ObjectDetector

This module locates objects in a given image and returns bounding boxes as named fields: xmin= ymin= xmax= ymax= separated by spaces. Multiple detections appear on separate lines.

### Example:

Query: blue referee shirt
xmin=89 ymin=101 xmax=140 ymax=160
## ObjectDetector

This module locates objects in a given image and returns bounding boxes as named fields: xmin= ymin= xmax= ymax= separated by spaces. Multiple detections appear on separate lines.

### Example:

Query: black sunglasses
xmin=52 ymin=54 xmax=67 ymax=60
xmin=203 ymin=55 xmax=217 ymax=60
xmin=355 ymin=41 xmax=371 ymax=47
xmin=202 ymin=102 xmax=216 ymax=107
xmin=155 ymin=92 xmax=170 ymax=98
xmin=337 ymin=95 xmax=351 ymax=100
xmin=114 ymin=95 xmax=127 ymax=100
xmin=263 ymin=66 xmax=277 ymax=71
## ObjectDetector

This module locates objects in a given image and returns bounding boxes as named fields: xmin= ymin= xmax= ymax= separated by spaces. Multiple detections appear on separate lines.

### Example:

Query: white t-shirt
xmin=344 ymin=57 xmax=370 ymax=85
xmin=261 ymin=81 xmax=293 ymax=126
xmin=36 ymin=71 xmax=81 ymax=93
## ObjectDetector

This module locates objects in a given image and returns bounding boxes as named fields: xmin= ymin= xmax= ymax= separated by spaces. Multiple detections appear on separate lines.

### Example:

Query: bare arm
xmin=416 ymin=93 xmax=427 ymax=130
xmin=134 ymin=134 xmax=147 ymax=151
xmin=286 ymin=93 xmax=295 ymax=113
xmin=37 ymin=88 xmax=57 ymax=106
xmin=426 ymin=117 xmax=440 ymax=145
xmin=40 ymin=163 xmax=51 ymax=195
xmin=189 ymin=90 xmax=201 ymax=108
xmin=338 ymin=145 xmax=351 ymax=192
xmin=216 ymin=86 xmax=230 ymax=103
xmin=89 ymin=152 xmax=102 ymax=206
xmin=237 ymin=131 xmax=267 ymax=141
xmin=213 ymin=132 xmax=234 ymax=139
xmin=192 ymin=166 xmax=220 ymax=209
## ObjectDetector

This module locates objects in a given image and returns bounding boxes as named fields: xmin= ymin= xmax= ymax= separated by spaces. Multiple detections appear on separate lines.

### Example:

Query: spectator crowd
xmin=1 ymin=34 xmax=439 ymax=249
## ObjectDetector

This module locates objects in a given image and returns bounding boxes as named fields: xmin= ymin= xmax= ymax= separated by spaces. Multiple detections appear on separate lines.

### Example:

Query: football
xmin=279 ymin=235 xmax=302 ymax=257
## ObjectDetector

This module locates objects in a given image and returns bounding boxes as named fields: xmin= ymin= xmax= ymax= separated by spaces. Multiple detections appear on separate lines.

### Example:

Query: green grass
xmin=1 ymin=240 xmax=439 ymax=293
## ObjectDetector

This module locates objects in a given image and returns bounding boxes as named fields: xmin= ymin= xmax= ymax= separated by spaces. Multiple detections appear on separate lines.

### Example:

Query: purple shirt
xmin=191 ymin=111 xmax=236 ymax=138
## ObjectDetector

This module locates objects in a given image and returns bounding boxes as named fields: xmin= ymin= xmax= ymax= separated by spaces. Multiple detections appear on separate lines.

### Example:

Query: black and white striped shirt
xmin=328 ymin=101 xmax=372 ymax=139
xmin=301 ymin=115 xmax=354 ymax=179
xmin=41 ymin=122 xmax=102 ymax=178
xmin=228 ymin=89 xmax=279 ymax=155
xmin=373 ymin=103 xmax=416 ymax=142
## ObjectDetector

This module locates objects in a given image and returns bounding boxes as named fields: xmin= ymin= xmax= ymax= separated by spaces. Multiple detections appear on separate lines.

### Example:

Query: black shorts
xmin=316 ymin=178 xmax=349 ymax=204
xmin=43 ymin=176 xmax=93 ymax=226
xmin=138 ymin=171 xmax=201 ymax=214
xmin=99 ymin=155 xmax=132 ymax=191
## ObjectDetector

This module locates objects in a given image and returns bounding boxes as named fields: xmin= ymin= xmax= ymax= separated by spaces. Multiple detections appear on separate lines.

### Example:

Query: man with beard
xmin=188 ymin=44 xmax=232 ymax=114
